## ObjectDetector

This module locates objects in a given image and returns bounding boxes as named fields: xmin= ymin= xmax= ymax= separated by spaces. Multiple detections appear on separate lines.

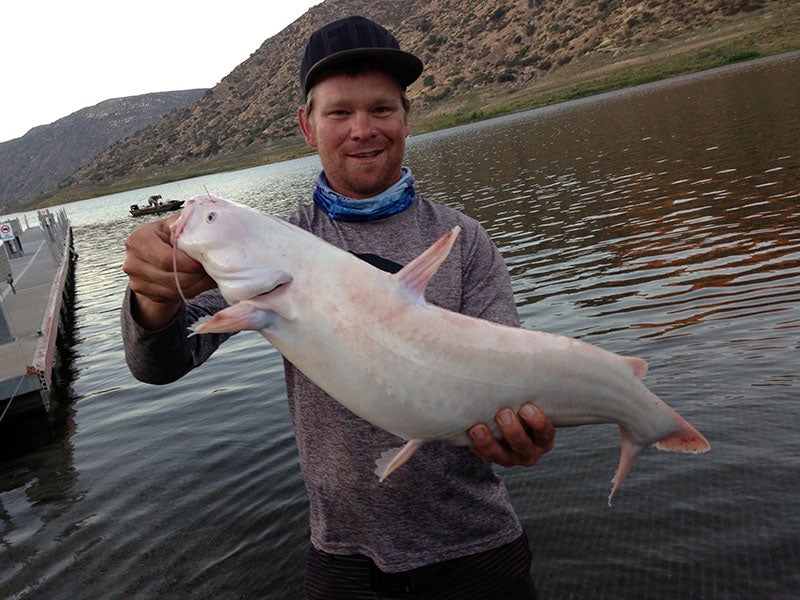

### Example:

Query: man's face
xmin=298 ymin=70 xmax=410 ymax=199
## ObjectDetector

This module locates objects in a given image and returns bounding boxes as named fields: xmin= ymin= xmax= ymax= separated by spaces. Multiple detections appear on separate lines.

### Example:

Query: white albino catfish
xmin=170 ymin=193 xmax=710 ymax=504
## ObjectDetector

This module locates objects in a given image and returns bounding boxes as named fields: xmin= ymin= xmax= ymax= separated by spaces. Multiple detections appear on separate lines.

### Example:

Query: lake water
xmin=1 ymin=51 xmax=798 ymax=599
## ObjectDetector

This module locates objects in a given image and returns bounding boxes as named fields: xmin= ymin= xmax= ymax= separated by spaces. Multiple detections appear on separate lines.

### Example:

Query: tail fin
xmin=655 ymin=406 xmax=711 ymax=453
xmin=610 ymin=411 xmax=710 ymax=506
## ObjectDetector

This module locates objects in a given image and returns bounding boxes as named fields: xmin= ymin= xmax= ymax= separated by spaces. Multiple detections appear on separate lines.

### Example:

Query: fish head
xmin=170 ymin=192 xmax=244 ymax=260
xmin=170 ymin=193 xmax=293 ymax=304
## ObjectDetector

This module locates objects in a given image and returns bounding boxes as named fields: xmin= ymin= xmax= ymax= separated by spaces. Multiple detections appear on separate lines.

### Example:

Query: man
xmin=122 ymin=16 xmax=554 ymax=599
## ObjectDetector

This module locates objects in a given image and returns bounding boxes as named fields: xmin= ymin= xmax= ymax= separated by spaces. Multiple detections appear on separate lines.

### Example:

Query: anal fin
xmin=609 ymin=427 xmax=645 ymax=506
xmin=374 ymin=440 xmax=424 ymax=482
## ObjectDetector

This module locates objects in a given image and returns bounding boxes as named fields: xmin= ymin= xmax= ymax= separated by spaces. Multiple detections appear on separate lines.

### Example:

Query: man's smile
xmin=348 ymin=149 xmax=383 ymax=159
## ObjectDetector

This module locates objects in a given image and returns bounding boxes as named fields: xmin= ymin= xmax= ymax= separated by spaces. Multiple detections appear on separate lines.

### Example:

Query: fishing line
xmin=170 ymin=198 xmax=190 ymax=304
xmin=171 ymin=187 xmax=213 ymax=304
xmin=172 ymin=245 xmax=189 ymax=304
xmin=0 ymin=374 xmax=29 ymax=426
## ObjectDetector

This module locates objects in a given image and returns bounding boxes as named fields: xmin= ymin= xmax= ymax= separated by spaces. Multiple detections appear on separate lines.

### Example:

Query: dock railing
xmin=30 ymin=209 xmax=73 ymax=392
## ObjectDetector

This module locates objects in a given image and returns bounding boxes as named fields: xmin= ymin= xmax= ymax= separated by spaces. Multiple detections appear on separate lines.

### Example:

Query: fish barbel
xmin=170 ymin=193 xmax=710 ymax=504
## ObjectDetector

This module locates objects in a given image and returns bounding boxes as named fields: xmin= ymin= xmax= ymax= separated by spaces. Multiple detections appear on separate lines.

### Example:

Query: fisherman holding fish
xmin=122 ymin=16 xmax=556 ymax=599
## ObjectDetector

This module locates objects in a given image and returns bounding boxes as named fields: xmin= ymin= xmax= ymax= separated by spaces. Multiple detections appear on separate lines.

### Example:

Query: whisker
xmin=172 ymin=242 xmax=189 ymax=304
xmin=170 ymin=207 xmax=189 ymax=304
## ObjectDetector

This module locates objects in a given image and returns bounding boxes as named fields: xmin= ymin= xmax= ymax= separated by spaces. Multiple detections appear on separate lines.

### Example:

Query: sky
xmin=0 ymin=0 xmax=323 ymax=144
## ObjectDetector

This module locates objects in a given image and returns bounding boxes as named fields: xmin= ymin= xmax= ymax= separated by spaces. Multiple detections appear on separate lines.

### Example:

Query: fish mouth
xmin=169 ymin=198 xmax=195 ymax=246
xmin=221 ymin=271 xmax=294 ymax=305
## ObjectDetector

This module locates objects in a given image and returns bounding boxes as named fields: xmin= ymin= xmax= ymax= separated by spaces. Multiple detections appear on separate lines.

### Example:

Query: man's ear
xmin=298 ymin=106 xmax=317 ymax=147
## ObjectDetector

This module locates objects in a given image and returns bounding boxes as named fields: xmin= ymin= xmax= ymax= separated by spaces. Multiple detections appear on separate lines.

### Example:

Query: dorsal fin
xmin=394 ymin=226 xmax=460 ymax=302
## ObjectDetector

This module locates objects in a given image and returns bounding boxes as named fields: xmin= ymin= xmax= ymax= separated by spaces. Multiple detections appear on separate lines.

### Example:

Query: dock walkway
xmin=0 ymin=214 xmax=74 ymax=423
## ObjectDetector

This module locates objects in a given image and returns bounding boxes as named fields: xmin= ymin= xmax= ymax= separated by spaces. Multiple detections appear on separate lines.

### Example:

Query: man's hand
xmin=468 ymin=403 xmax=555 ymax=467
xmin=122 ymin=215 xmax=215 ymax=330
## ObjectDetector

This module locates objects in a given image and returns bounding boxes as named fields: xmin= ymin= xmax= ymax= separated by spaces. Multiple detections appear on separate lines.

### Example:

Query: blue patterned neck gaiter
xmin=312 ymin=167 xmax=416 ymax=222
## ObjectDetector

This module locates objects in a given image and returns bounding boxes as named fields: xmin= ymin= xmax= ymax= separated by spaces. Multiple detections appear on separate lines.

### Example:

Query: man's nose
xmin=351 ymin=111 xmax=376 ymax=139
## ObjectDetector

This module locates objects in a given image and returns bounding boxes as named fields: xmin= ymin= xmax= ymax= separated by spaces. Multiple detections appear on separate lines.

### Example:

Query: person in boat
xmin=120 ymin=16 xmax=554 ymax=599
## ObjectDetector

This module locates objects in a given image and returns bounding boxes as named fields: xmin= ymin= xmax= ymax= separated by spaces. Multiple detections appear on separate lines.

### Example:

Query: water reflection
xmin=1 ymin=53 xmax=799 ymax=599
xmin=408 ymin=54 xmax=800 ymax=352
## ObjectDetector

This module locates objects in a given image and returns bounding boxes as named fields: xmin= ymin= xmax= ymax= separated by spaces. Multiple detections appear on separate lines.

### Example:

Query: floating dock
xmin=0 ymin=209 xmax=75 ymax=428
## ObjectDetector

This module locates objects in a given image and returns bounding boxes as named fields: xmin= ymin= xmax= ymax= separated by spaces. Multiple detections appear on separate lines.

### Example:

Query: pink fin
xmin=394 ymin=227 xmax=460 ymax=301
xmin=190 ymin=301 xmax=272 ymax=335
xmin=374 ymin=440 xmax=424 ymax=482
xmin=623 ymin=356 xmax=649 ymax=380
xmin=609 ymin=427 xmax=644 ymax=506
xmin=609 ymin=411 xmax=711 ymax=505
xmin=655 ymin=409 xmax=711 ymax=453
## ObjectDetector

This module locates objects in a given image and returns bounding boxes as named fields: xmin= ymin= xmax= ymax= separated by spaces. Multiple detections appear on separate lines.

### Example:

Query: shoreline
xmin=32 ymin=3 xmax=800 ymax=209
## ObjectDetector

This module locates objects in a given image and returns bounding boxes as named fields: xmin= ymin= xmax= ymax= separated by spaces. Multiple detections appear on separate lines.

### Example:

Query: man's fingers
xmin=123 ymin=217 xmax=214 ymax=303
xmin=469 ymin=423 xmax=512 ymax=465
xmin=495 ymin=408 xmax=540 ymax=466
xmin=518 ymin=403 xmax=555 ymax=454
xmin=468 ymin=403 xmax=555 ymax=468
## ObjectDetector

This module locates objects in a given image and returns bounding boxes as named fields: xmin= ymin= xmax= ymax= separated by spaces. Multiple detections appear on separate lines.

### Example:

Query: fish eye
xmin=205 ymin=211 xmax=219 ymax=223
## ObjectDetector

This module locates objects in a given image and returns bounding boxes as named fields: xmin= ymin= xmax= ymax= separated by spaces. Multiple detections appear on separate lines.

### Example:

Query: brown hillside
xmin=59 ymin=0 xmax=792 ymax=200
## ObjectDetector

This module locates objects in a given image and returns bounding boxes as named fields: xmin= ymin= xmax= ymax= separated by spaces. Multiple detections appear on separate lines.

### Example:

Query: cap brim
xmin=304 ymin=48 xmax=423 ymax=95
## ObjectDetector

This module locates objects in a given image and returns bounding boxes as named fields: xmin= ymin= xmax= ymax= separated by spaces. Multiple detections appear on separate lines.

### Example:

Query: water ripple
xmin=3 ymin=53 xmax=799 ymax=600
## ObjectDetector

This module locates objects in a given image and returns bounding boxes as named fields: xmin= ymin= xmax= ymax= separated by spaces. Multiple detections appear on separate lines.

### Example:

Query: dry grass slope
xmin=37 ymin=0 xmax=800 ymax=207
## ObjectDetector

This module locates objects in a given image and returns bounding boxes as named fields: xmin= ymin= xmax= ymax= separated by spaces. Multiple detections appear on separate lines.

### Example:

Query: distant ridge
xmin=2 ymin=0 xmax=794 ymax=210
xmin=0 ymin=90 xmax=206 ymax=209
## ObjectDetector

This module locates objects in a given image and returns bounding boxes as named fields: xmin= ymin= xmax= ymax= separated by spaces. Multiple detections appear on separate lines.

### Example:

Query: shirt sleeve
xmin=120 ymin=286 xmax=232 ymax=384
xmin=458 ymin=219 xmax=520 ymax=328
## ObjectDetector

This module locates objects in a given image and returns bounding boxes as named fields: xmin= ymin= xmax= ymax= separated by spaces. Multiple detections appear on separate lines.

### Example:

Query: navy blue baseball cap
xmin=300 ymin=16 xmax=423 ymax=98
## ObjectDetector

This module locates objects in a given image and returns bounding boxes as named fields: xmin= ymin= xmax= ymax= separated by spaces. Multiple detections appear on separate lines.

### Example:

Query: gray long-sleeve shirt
xmin=121 ymin=195 xmax=524 ymax=572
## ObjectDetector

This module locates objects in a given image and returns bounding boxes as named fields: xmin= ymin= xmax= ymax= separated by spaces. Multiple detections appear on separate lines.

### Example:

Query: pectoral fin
xmin=189 ymin=301 xmax=274 ymax=335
